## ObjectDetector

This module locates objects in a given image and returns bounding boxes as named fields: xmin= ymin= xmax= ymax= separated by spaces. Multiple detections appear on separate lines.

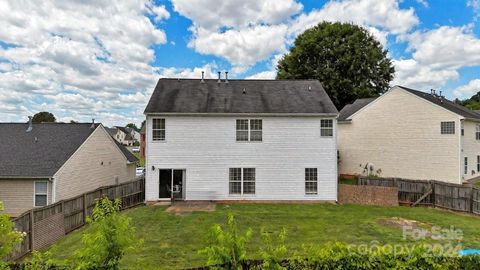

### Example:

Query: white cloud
xmin=392 ymin=59 xmax=459 ymax=90
xmin=416 ymin=0 xmax=429 ymax=8
xmin=468 ymin=0 xmax=480 ymax=19
xmin=289 ymin=0 xmax=419 ymax=37
xmin=171 ymin=0 xmax=302 ymax=30
xmin=157 ymin=63 xmax=218 ymax=79
xmin=245 ymin=71 xmax=276 ymax=80
xmin=454 ymin=79 xmax=480 ymax=97
xmin=0 ymin=0 xmax=168 ymax=126
xmin=188 ymin=25 xmax=288 ymax=69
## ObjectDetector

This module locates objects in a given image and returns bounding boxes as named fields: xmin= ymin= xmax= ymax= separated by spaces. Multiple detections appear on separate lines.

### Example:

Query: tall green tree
xmin=277 ymin=22 xmax=394 ymax=110
xmin=32 ymin=112 xmax=56 ymax=123
xmin=126 ymin=123 xmax=139 ymax=131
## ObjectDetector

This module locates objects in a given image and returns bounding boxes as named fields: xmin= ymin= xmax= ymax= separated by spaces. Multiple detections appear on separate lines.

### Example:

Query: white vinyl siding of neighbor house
xmin=338 ymin=87 xmax=462 ymax=184
xmin=53 ymin=126 xmax=136 ymax=201
xmin=0 ymin=179 xmax=52 ymax=217
xmin=460 ymin=120 xmax=480 ymax=181
xmin=145 ymin=116 xmax=337 ymax=201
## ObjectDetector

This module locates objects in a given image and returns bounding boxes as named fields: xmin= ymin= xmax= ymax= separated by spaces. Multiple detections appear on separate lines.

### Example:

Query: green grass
xmin=48 ymin=204 xmax=480 ymax=269
xmin=475 ymin=181 xmax=480 ymax=188
xmin=339 ymin=177 xmax=357 ymax=185
xmin=133 ymin=152 xmax=145 ymax=167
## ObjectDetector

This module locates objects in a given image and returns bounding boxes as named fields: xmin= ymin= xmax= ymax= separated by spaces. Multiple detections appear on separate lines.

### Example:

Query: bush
xmin=256 ymin=228 xmax=287 ymax=270
xmin=73 ymin=197 xmax=141 ymax=270
xmin=199 ymin=213 xmax=252 ymax=269
xmin=0 ymin=201 xmax=24 ymax=269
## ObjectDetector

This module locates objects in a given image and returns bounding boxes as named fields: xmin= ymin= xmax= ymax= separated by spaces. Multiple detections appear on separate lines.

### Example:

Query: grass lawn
xmin=475 ymin=181 xmax=480 ymax=188
xmin=339 ymin=177 xmax=357 ymax=185
xmin=48 ymin=204 xmax=480 ymax=269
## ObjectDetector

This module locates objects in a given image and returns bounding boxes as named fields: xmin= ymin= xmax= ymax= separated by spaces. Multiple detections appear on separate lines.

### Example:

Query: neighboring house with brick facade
xmin=0 ymin=121 xmax=138 ymax=217
xmin=144 ymin=78 xmax=338 ymax=203
xmin=140 ymin=124 xmax=146 ymax=159
xmin=338 ymin=85 xmax=480 ymax=184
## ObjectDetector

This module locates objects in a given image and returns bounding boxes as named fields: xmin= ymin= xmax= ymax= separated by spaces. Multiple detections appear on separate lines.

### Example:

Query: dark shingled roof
xmin=0 ymin=123 xmax=137 ymax=178
xmin=112 ymin=140 xmax=138 ymax=164
xmin=338 ymin=98 xmax=377 ymax=121
xmin=144 ymin=79 xmax=338 ymax=114
xmin=399 ymin=86 xmax=480 ymax=120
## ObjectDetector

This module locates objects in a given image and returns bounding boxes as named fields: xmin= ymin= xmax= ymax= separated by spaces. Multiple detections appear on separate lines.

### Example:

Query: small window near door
xmin=305 ymin=168 xmax=318 ymax=195
xmin=152 ymin=118 xmax=165 ymax=141
xmin=34 ymin=181 xmax=48 ymax=207
xmin=320 ymin=119 xmax=333 ymax=137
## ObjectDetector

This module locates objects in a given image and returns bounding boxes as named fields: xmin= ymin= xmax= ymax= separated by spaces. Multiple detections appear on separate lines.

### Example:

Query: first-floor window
xmin=476 ymin=125 xmax=480 ymax=140
xmin=464 ymin=157 xmax=468 ymax=175
xmin=34 ymin=181 xmax=48 ymax=207
xmin=229 ymin=168 xmax=255 ymax=195
xmin=305 ymin=168 xmax=318 ymax=195
xmin=477 ymin=155 xmax=480 ymax=172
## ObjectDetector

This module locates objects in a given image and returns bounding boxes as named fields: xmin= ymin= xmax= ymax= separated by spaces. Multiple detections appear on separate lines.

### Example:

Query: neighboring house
xmin=338 ymin=85 xmax=480 ymax=184
xmin=140 ymin=124 xmax=146 ymax=159
xmin=144 ymin=78 xmax=338 ymax=202
xmin=112 ymin=126 xmax=139 ymax=146
xmin=0 ymin=121 xmax=138 ymax=217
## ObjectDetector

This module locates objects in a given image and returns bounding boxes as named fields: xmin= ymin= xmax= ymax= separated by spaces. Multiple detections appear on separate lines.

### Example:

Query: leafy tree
xmin=0 ymin=202 xmax=24 ymax=269
xmin=32 ymin=112 xmax=56 ymax=123
xmin=126 ymin=123 xmax=139 ymax=131
xmin=277 ymin=22 xmax=395 ymax=110
xmin=257 ymin=228 xmax=288 ymax=270
xmin=458 ymin=91 xmax=480 ymax=110
xmin=73 ymin=197 xmax=141 ymax=270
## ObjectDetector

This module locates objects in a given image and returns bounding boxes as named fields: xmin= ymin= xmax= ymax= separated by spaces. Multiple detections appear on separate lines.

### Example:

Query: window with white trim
xmin=476 ymin=125 xmax=480 ymax=140
xmin=305 ymin=168 xmax=318 ymax=195
xmin=477 ymin=155 xmax=480 ymax=172
xmin=152 ymin=118 xmax=165 ymax=141
xmin=236 ymin=119 xmax=262 ymax=142
xmin=464 ymin=157 xmax=468 ymax=175
xmin=34 ymin=181 xmax=48 ymax=207
xmin=320 ymin=119 xmax=333 ymax=137
xmin=229 ymin=168 xmax=255 ymax=195
xmin=461 ymin=122 xmax=464 ymax=136
xmin=441 ymin=121 xmax=455 ymax=134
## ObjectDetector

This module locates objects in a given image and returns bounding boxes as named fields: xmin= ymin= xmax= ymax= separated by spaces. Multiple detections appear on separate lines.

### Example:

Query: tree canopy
xmin=277 ymin=22 xmax=395 ymax=110
xmin=456 ymin=92 xmax=480 ymax=110
xmin=32 ymin=111 xmax=56 ymax=123
xmin=126 ymin=123 xmax=139 ymax=131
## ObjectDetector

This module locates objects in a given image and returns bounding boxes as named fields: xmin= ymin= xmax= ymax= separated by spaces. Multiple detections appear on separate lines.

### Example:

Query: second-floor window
xmin=236 ymin=119 xmax=262 ymax=142
xmin=464 ymin=157 xmax=468 ymax=175
xmin=476 ymin=125 xmax=480 ymax=140
xmin=320 ymin=119 xmax=333 ymax=137
xmin=440 ymin=121 xmax=455 ymax=134
xmin=152 ymin=118 xmax=165 ymax=141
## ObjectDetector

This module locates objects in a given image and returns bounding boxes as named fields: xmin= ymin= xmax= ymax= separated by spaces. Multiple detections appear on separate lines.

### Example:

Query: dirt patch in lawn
xmin=378 ymin=217 xmax=430 ymax=231
xmin=166 ymin=202 xmax=216 ymax=215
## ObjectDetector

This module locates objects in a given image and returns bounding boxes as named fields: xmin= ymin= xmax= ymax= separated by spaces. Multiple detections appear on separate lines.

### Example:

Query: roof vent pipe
xmin=201 ymin=71 xmax=205 ymax=83
xmin=26 ymin=116 xmax=33 ymax=132
xmin=91 ymin=119 xmax=95 ymax=129
xmin=225 ymin=71 xmax=228 ymax=83
xmin=217 ymin=72 xmax=221 ymax=83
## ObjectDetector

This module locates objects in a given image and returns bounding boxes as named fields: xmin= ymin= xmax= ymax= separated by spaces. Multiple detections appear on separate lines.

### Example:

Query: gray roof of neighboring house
xmin=0 ymin=123 xmax=137 ymax=178
xmin=399 ymin=86 xmax=480 ymax=120
xmin=0 ymin=123 xmax=99 ymax=178
xmin=140 ymin=124 xmax=145 ymax=134
xmin=115 ymin=126 xmax=134 ymax=140
xmin=144 ymin=79 xmax=338 ymax=115
xmin=112 ymin=140 xmax=138 ymax=163
xmin=105 ymin=127 xmax=117 ymax=136
xmin=338 ymin=86 xmax=480 ymax=122
xmin=338 ymin=98 xmax=377 ymax=121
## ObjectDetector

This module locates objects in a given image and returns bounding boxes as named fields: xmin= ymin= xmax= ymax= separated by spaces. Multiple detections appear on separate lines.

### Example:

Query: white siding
xmin=145 ymin=116 xmax=337 ymax=201
xmin=338 ymin=87 xmax=461 ymax=184
xmin=461 ymin=120 xmax=480 ymax=181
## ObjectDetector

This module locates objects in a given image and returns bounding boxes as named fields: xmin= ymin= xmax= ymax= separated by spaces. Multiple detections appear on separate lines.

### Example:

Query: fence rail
xmin=358 ymin=176 xmax=480 ymax=214
xmin=9 ymin=178 xmax=145 ymax=260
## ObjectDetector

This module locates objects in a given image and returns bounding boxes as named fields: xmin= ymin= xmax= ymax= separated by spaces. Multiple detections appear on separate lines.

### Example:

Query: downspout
xmin=459 ymin=119 xmax=464 ymax=184
xmin=50 ymin=177 xmax=56 ymax=203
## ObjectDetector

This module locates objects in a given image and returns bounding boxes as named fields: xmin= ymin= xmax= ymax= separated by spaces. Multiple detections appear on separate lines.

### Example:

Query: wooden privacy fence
xmin=358 ymin=176 xmax=480 ymax=214
xmin=9 ymin=178 xmax=145 ymax=260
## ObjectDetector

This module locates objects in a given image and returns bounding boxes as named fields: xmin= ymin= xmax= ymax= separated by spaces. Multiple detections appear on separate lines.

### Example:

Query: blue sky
xmin=0 ymin=0 xmax=480 ymax=126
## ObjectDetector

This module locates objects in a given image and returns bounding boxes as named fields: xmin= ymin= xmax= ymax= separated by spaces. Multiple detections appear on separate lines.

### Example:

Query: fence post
xmin=83 ymin=193 xmax=87 ymax=224
xmin=470 ymin=186 xmax=474 ymax=214
xmin=431 ymin=181 xmax=436 ymax=208
xmin=29 ymin=209 xmax=34 ymax=252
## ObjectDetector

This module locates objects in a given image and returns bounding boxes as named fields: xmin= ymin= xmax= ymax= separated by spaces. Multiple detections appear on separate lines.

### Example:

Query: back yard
xmin=48 ymin=204 xmax=480 ymax=269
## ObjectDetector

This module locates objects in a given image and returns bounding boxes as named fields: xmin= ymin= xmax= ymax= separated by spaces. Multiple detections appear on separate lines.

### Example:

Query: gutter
xmin=0 ymin=175 xmax=54 ymax=179
xmin=144 ymin=112 xmax=340 ymax=117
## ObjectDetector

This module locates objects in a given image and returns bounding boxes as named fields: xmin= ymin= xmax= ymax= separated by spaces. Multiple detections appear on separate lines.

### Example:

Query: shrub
xmin=256 ymin=228 xmax=288 ymax=270
xmin=199 ymin=213 xmax=252 ymax=269
xmin=73 ymin=197 xmax=141 ymax=270
xmin=0 ymin=201 xmax=24 ymax=269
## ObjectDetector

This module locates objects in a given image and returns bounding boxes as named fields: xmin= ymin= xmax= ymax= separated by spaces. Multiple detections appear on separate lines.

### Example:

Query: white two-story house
xmin=338 ymin=85 xmax=480 ymax=184
xmin=143 ymin=77 xmax=338 ymax=202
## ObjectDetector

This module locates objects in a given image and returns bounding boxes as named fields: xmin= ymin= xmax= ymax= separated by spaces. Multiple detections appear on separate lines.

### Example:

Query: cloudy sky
xmin=1 ymin=0 xmax=480 ymax=126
